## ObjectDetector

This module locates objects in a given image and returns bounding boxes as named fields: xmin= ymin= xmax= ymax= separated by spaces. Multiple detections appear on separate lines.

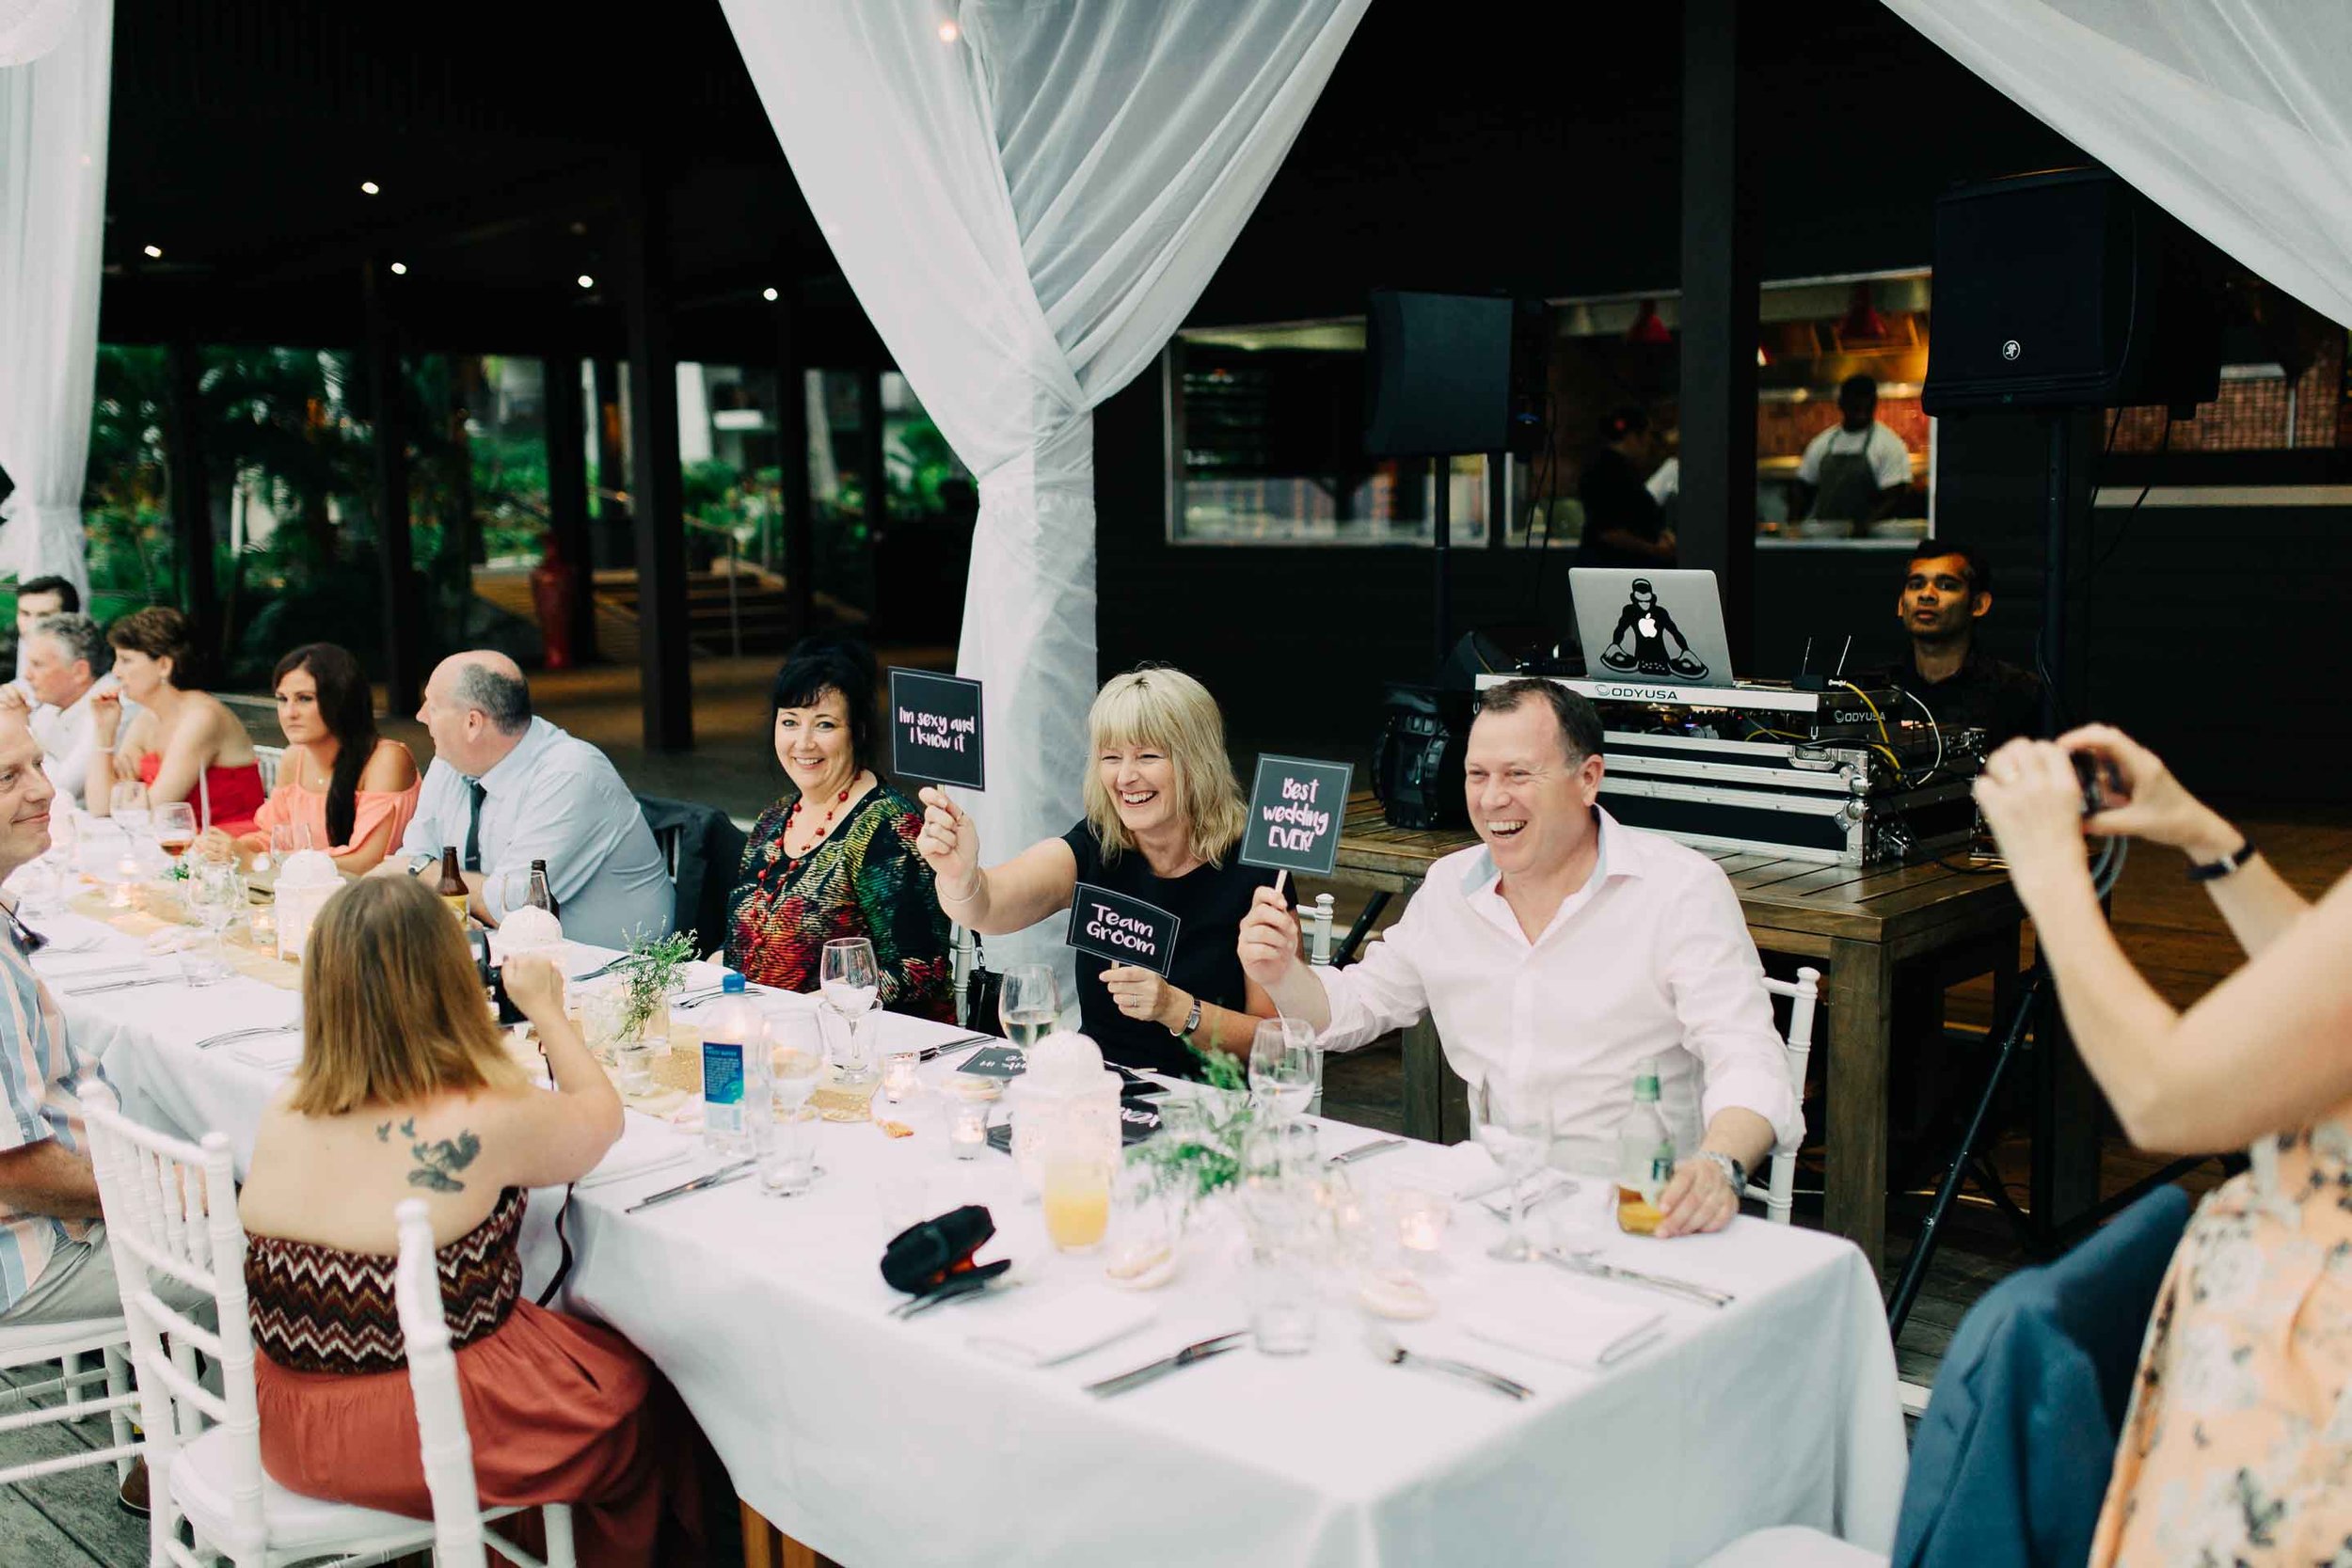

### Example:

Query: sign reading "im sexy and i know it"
xmin=1066 ymin=883 xmax=1181 ymax=976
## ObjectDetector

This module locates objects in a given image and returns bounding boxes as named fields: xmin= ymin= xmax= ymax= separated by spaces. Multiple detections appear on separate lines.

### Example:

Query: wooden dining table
xmin=1328 ymin=794 xmax=2098 ymax=1275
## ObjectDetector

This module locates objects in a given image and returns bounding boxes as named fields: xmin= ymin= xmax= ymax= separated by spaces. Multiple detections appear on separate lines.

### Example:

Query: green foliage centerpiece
xmin=612 ymin=927 xmax=698 ymax=1043
xmin=1127 ymin=1045 xmax=1256 ymax=1207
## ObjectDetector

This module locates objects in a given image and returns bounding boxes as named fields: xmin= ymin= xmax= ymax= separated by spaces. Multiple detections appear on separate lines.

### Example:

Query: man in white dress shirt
xmin=0 ymin=614 xmax=134 ymax=806
xmin=381 ymin=651 xmax=672 ymax=949
xmin=1238 ymin=678 xmax=1797 ymax=1237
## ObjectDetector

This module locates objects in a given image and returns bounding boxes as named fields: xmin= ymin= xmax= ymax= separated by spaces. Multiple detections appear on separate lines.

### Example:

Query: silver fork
xmin=196 ymin=1023 xmax=299 ymax=1052
xmin=1364 ymin=1328 xmax=1533 ymax=1401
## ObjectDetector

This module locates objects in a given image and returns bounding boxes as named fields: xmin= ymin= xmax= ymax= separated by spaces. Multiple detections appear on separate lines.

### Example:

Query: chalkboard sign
xmin=1239 ymin=754 xmax=1354 ymax=877
xmin=888 ymin=668 xmax=986 ymax=790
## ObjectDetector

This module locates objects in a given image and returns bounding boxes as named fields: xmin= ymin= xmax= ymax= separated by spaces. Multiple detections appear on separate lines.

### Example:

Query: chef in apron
xmin=1793 ymin=374 xmax=1914 ymax=531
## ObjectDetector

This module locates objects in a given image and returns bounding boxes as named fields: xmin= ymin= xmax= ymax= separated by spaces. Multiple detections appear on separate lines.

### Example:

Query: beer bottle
xmin=437 ymin=847 xmax=469 ymax=925
xmin=527 ymin=858 xmax=560 ymax=920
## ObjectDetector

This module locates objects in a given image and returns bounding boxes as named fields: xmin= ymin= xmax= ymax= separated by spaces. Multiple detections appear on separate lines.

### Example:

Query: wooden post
xmin=362 ymin=260 xmax=423 ymax=714
xmin=620 ymin=161 xmax=692 ymax=752
xmin=1677 ymin=0 xmax=1758 ymax=664
xmin=774 ymin=286 xmax=815 ymax=641
xmin=543 ymin=353 xmax=599 ymax=662
xmin=161 ymin=338 xmax=217 ymax=665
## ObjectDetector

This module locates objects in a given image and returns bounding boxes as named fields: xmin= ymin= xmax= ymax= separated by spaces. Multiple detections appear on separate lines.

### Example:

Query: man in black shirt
xmin=1574 ymin=407 xmax=1676 ymax=568
xmin=1870 ymin=540 xmax=2042 ymax=747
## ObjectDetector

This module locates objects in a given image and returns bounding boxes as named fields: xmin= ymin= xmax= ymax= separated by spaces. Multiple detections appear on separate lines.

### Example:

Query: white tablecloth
xmin=47 ymin=909 xmax=1907 ymax=1567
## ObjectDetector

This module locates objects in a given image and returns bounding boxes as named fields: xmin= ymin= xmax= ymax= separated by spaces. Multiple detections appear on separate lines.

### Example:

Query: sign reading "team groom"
xmin=1066 ymin=883 xmax=1181 ymax=976
xmin=1239 ymin=754 xmax=1354 ymax=877
xmin=887 ymin=668 xmax=986 ymax=791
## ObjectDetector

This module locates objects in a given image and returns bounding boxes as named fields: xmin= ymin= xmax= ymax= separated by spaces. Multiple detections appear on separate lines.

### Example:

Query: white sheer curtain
xmin=721 ymin=0 xmax=1367 ymax=982
xmin=1883 ymin=0 xmax=2352 ymax=326
xmin=0 ymin=0 xmax=107 ymax=601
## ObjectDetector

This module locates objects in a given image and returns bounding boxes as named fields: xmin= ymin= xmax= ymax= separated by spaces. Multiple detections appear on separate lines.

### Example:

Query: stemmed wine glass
xmin=1470 ymin=1077 xmax=1551 ymax=1262
xmin=998 ymin=964 xmax=1059 ymax=1049
xmin=151 ymin=802 xmax=197 ymax=863
xmin=818 ymin=937 xmax=880 ymax=1074
xmin=109 ymin=781 xmax=151 ymax=834
xmin=1248 ymin=1017 xmax=1319 ymax=1125
xmin=262 ymin=820 xmax=313 ymax=873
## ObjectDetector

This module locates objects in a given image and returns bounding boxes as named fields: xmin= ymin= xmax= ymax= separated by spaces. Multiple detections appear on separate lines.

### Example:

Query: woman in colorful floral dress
xmin=1975 ymin=722 xmax=2352 ymax=1567
xmin=723 ymin=641 xmax=954 ymax=1022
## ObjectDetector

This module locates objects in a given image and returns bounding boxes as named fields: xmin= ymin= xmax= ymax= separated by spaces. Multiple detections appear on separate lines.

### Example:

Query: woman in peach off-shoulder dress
xmin=1976 ymin=722 xmax=2352 ymax=1567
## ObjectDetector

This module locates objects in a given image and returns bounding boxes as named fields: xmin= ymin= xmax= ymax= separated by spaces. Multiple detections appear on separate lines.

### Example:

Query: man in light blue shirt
xmin=389 ymin=652 xmax=673 ymax=949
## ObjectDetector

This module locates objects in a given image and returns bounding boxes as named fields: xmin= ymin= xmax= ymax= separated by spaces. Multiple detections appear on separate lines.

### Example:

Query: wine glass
xmin=265 ymin=820 xmax=313 ymax=872
xmin=998 ymin=964 xmax=1059 ymax=1049
xmin=186 ymin=855 xmax=244 ymax=937
xmin=151 ymin=802 xmax=197 ymax=862
xmin=1248 ymin=1018 xmax=1318 ymax=1125
xmin=818 ymin=937 xmax=879 ymax=1016
xmin=109 ymin=780 xmax=151 ymax=833
xmin=1470 ymin=1077 xmax=1551 ymax=1262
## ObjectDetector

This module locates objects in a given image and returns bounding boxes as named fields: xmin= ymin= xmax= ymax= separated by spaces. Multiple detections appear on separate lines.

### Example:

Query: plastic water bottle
xmin=701 ymin=974 xmax=768 ymax=1155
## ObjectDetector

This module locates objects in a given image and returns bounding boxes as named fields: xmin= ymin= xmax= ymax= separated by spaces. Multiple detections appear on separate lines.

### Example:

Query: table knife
xmin=918 ymin=1033 xmax=995 ymax=1062
xmin=625 ymin=1160 xmax=756 ymax=1212
xmin=1328 ymin=1136 xmax=1406 ymax=1165
xmin=1084 ymin=1330 xmax=1248 ymax=1397
xmin=1540 ymin=1247 xmax=1736 ymax=1308
xmin=64 ymin=974 xmax=184 ymax=997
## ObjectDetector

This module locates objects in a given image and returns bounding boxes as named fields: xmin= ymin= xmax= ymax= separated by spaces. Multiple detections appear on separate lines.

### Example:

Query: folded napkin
xmin=227 ymin=1037 xmax=305 ymax=1070
xmin=577 ymin=1117 xmax=697 ymax=1190
xmin=1461 ymin=1293 xmax=1665 ymax=1371
xmin=965 ymin=1285 xmax=1157 ymax=1369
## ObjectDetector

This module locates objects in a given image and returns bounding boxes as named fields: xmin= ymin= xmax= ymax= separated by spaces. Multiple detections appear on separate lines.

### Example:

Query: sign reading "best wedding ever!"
xmin=1065 ymin=883 xmax=1181 ymax=976
xmin=1239 ymin=754 xmax=1355 ymax=878
xmin=887 ymin=668 xmax=985 ymax=790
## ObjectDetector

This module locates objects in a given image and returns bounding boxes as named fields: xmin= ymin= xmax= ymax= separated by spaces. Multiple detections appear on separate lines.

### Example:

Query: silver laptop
xmin=1568 ymin=568 xmax=1739 ymax=688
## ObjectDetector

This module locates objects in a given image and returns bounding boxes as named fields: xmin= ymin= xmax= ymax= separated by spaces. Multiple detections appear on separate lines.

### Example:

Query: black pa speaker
xmin=1923 ymin=168 xmax=2222 ymax=416
xmin=1363 ymin=290 xmax=1548 ymax=458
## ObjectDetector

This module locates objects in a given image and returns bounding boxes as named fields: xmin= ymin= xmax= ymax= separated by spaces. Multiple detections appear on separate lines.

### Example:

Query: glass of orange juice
xmin=1041 ymin=1154 xmax=1112 ymax=1254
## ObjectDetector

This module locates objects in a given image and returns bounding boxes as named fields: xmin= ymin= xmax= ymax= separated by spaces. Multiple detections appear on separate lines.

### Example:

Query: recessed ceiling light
xmin=359 ymin=181 xmax=380 ymax=196
xmin=141 ymin=244 xmax=162 ymax=259
xmin=389 ymin=261 xmax=408 ymax=276
xmin=763 ymin=286 xmax=779 ymax=302
xmin=577 ymin=274 xmax=596 ymax=290
xmin=938 ymin=20 xmax=959 ymax=41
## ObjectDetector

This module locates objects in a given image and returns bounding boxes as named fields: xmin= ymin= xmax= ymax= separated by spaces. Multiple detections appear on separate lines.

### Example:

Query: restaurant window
xmin=1166 ymin=322 xmax=1518 ymax=546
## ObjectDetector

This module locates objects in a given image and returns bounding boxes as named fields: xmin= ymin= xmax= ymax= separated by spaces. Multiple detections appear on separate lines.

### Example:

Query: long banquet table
xmin=43 ymin=898 xmax=1906 ymax=1568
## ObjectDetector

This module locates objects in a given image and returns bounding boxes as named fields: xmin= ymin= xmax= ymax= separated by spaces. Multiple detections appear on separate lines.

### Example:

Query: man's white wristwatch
xmin=406 ymin=852 xmax=437 ymax=877
xmin=1695 ymin=1149 xmax=1747 ymax=1196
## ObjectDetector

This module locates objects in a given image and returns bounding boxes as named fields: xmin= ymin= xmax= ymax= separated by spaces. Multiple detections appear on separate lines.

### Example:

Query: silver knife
xmin=1540 ymin=1247 xmax=1735 ymax=1308
xmin=1084 ymin=1330 xmax=1248 ymax=1397
xmin=919 ymin=1033 xmax=995 ymax=1062
xmin=65 ymin=974 xmax=185 ymax=996
xmin=625 ymin=1160 xmax=757 ymax=1212
xmin=1328 ymin=1136 xmax=1406 ymax=1165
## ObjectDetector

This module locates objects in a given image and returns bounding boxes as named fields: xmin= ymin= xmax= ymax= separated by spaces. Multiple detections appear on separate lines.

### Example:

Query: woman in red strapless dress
xmin=83 ymin=607 xmax=268 ymax=835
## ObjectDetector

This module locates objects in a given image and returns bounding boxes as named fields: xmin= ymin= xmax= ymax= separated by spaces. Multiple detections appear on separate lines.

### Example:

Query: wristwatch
xmin=2186 ymin=837 xmax=2258 ymax=882
xmin=1695 ymin=1149 xmax=1747 ymax=1196
xmin=405 ymin=852 xmax=437 ymax=877
xmin=1168 ymin=997 xmax=1203 ymax=1038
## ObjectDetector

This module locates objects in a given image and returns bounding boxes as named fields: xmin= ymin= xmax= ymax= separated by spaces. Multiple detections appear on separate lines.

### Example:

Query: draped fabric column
xmin=719 ymin=0 xmax=1368 ymax=983
xmin=0 ymin=0 xmax=109 ymax=602
xmin=1883 ymin=0 xmax=2352 ymax=325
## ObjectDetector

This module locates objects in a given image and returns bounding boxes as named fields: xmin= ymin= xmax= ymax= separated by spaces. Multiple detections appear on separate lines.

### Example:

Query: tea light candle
xmin=949 ymin=1101 xmax=990 ymax=1160
xmin=881 ymin=1050 xmax=920 ymax=1104
xmin=248 ymin=908 xmax=276 ymax=947
xmin=1390 ymin=1188 xmax=1451 ymax=1258
xmin=109 ymin=856 xmax=138 ymax=908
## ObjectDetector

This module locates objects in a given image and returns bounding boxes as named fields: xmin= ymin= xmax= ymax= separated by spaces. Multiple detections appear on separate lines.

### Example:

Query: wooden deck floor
xmin=12 ymin=800 xmax=2343 ymax=1566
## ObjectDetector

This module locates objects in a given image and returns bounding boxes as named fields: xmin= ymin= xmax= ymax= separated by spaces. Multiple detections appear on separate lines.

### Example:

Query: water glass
xmin=612 ymin=1040 xmax=657 ymax=1096
xmin=176 ymin=929 xmax=230 ymax=988
xmin=758 ymin=1106 xmax=820 ymax=1197
xmin=770 ymin=1026 xmax=823 ymax=1117
xmin=187 ymin=857 xmax=244 ymax=937
xmin=1244 ymin=1244 xmax=1319 ymax=1355
xmin=1248 ymin=1018 xmax=1318 ymax=1123
xmin=999 ymin=964 xmax=1059 ymax=1049
xmin=880 ymin=1049 xmax=920 ymax=1103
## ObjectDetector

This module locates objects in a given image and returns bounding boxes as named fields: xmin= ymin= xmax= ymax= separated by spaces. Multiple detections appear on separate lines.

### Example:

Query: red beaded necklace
xmin=770 ymin=771 xmax=864 ymax=879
